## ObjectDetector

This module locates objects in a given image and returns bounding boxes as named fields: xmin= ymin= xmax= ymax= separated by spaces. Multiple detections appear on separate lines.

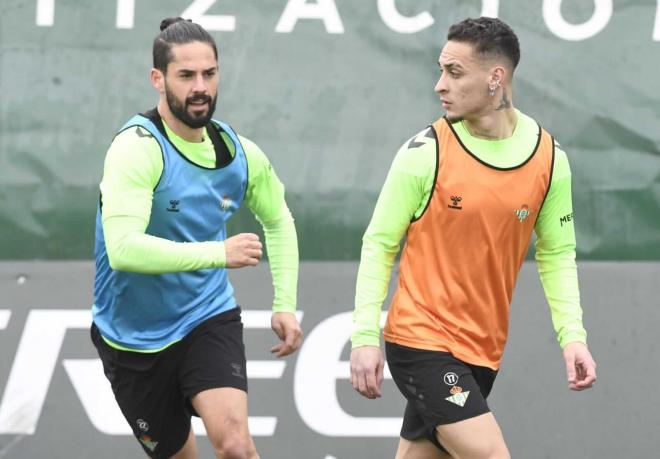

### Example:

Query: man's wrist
xmin=559 ymin=331 xmax=587 ymax=349
xmin=214 ymin=241 xmax=226 ymax=268
xmin=351 ymin=330 xmax=381 ymax=349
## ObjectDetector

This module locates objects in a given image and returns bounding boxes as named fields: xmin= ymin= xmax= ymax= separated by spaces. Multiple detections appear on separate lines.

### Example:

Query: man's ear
xmin=150 ymin=68 xmax=165 ymax=93
xmin=489 ymin=66 xmax=506 ymax=87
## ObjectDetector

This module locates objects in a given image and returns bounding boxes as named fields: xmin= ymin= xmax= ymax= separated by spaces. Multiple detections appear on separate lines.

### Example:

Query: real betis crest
xmin=445 ymin=391 xmax=470 ymax=407
xmin=220 ymin=194 xmax=233 ymax=211
xmin=139 ymin=434 xmax=158 ymax=452
xmin=515 ymin=204 xmax=531 ymax=222
xmin=445 ymin=385 xmax=470 ymax=407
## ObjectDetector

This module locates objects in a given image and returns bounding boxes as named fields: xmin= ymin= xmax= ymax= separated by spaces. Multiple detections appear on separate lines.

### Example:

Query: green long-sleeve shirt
xmin=352 ymin=110 xmax=587 ymax=350
xmin=100 ymin=118 xmax=298 ymax=314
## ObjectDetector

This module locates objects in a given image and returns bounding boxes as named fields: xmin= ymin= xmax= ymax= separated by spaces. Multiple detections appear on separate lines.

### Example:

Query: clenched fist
xmin=225 ymin=233 xmax=262 ymax=268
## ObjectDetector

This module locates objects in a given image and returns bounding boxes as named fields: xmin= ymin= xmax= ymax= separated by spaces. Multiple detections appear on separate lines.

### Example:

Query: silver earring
xmin=489 ymin=86 xmax=496 ymax=96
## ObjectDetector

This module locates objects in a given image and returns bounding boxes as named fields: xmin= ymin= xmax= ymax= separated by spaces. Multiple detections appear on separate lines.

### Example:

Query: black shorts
xmin=385 ymin=342 xmax=498 ymax=453
xmin=91 ymin=307 xmax=247 ymax=459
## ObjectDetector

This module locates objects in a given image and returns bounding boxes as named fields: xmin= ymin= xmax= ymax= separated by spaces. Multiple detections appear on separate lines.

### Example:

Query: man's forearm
xmin=352 ymin=234 xmax=399 ymax=348
xmin=260 ymin=208 xmax=299 ymax=313
xmin=536 ymin=244 xmax=587 ymax=347
xmin=103 ymin=215 xmax=226 ymax=273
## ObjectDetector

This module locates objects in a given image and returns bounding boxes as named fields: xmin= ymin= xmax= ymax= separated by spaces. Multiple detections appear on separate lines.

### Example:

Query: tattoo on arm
xmin=496 ymin=89 xmax=511 ymax=111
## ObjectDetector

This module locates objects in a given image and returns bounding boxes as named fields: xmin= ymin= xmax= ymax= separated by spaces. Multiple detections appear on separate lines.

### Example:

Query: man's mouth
xmin=188 ymin=98 xmax=210 ymax=107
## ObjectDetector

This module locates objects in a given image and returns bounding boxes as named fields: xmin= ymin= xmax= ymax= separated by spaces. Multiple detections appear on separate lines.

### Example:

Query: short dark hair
xmin=153 ymin=17 xmax=218 ymax=73
xmin=447 ymin=17 xmax=520 ymax=71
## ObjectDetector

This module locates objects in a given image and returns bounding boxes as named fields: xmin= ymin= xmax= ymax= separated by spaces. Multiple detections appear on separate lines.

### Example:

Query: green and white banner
xmin=1 ymin=0 xmax=658 ymax=259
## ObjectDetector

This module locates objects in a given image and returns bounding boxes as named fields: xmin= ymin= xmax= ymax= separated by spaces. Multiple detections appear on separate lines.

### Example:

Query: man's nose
xmin=192 ymin=74 xmax=207 ymax=93
xmin=434 ymin=73 xmax=447 ymax=94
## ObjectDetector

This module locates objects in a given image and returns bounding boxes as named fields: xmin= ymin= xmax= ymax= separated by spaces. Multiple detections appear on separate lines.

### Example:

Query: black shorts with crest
xmin=91 ymin=307 xmax=247 ymax=458
xmin=385 ymin=341 xmax=498 ymax=453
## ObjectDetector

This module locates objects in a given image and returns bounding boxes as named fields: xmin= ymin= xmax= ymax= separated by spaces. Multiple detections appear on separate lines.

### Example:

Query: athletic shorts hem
xmin=148 ymin=427 xmax=191 ymax=459
xmin=183 ymin=381 xmax=248 ymax=402
xmin=434 ymin=405 xmax=491 ymax=426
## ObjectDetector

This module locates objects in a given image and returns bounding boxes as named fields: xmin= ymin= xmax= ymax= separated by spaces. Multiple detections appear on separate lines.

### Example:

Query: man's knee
xmin=480 ymin=441 xmax=510 ymax=459
xmin=209 ymin=428 xmax=256 ymax=459
xmin=442 ymin=437 xmax=510 ymax=459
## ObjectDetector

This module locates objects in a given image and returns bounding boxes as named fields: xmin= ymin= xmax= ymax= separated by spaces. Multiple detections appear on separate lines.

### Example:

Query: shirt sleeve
xmin=351 ymin=130 xmax=436 ymax=348
xmin=100 ymin=128 xmax=226 ymax=273
xmin=534 ymin=144 xmax=588 ymax=348
xmin=240 ymin=135 xmax=299 ymax=313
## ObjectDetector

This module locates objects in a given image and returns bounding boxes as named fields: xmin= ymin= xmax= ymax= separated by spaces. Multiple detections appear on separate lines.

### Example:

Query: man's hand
xmin=563 ymin=342 xmax=597 ymax=391
xmin=350 ymin=346 xmax=384 ymax=399
xmin=225 ymin=233 xmax=262 ymax=268
xmin=270 ymin=312 xmax=302 ymax=357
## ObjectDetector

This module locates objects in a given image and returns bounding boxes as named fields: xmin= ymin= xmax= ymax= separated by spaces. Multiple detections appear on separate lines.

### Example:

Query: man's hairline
xmin=157 ymin=40 xmax=219 ymax=76
xmin=440 ymin=39 xmax=515 ymax=78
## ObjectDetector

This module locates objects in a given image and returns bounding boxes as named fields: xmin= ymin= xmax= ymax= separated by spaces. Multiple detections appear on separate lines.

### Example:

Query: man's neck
xmin=462 ymin=106 xmax=518 ymax=140
xmin=157 ymin=101 xmax=205 ymax=143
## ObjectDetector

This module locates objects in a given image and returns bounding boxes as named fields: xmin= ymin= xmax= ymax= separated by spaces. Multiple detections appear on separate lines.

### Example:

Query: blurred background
xmin=1 ymin=0 xmax=659 ymax=458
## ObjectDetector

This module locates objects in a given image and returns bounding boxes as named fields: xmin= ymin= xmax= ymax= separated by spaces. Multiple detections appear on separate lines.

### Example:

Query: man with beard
xmin=92 ymin=17 xmax=301 ymax=459
xmin=349 ymin=17 xmax=596 ymax=458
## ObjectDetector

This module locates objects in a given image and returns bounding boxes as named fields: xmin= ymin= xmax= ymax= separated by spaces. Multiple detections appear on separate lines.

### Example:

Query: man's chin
xmin=186 ymin=119 xmax=210 ymax=129
xmin=445 ymin=112 xmax=463 ymax=123
xmin=184 ymin=110 xmax=211 ymax=128
xmin=188 ymin=106 xmax=209 ymax=117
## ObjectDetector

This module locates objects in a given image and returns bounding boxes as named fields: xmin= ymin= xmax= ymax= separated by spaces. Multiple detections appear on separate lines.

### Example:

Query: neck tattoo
xmin=495 ymin=89 xmax=511 ymax=111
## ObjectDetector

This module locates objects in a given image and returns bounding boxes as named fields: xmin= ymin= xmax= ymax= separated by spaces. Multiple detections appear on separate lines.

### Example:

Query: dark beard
xmin=165 ymin=85 xmax=217 ymax=129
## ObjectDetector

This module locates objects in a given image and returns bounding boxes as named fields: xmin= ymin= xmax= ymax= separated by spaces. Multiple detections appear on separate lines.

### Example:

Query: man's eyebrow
xmin=175 ymin=67 xmax=217 ymax=74
xmin=438 ymin=62 xmax=462 ymax=71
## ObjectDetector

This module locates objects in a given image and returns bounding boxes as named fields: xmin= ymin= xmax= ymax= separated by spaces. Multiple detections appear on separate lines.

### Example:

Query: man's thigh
xmin=435 ymin=412 xmax=510 ymax=459
xmin=191 ymin=387 xmax=257 ymax=456
xmin=192 ymin=387 xmax=250 ymax=434
xmin=395 ymin=437 xmax=452 ymax=459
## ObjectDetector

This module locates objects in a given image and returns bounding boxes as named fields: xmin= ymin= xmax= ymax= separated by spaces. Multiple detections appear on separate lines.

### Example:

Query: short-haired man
xmin=92 ymin=18 xmax=301 ymax=459
xmin=350 ymin=17 xmax=596 ymax=458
